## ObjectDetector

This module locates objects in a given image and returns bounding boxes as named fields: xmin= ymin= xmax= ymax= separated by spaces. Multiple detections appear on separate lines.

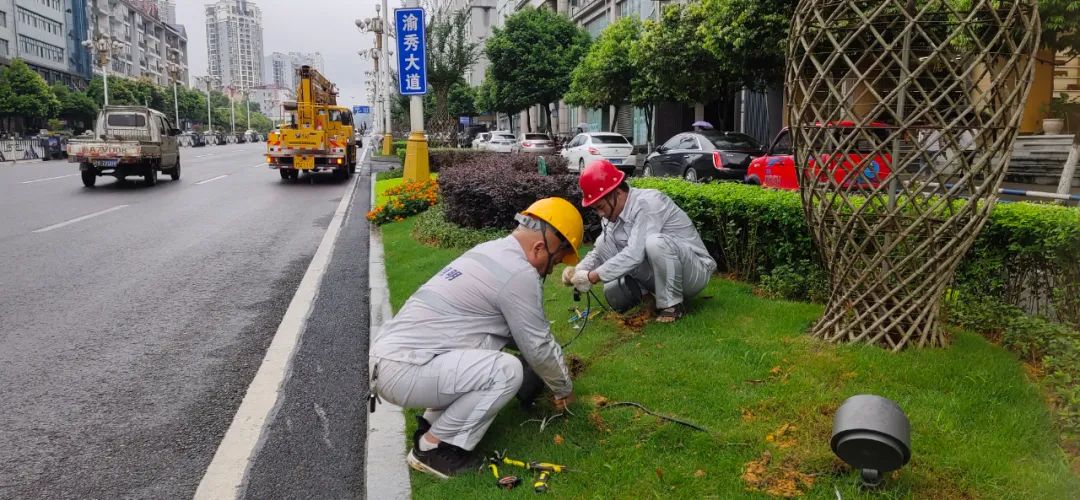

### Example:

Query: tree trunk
xmin=544 ymin=103 xmax=553 ymax=134
xmin=525 ymin=107 xmax=532 ymax=132
xmin=643 ymin=104 xmax=654 ymax=148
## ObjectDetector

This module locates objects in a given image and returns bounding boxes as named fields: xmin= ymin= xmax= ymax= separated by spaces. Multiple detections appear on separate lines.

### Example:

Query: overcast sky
xmin=177 ymin=0 xmax=382 ymax=108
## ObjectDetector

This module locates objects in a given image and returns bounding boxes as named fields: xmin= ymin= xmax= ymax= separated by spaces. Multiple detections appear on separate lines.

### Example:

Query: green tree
xmin=693 ymin=0 xmax=793 ymax=92
xmin=86 ymin=76 xmax=138 ymax=106
xmin=475 ymin=68 xmax=519 ymax=131
xmin=426 ymin=8 xmax=481 ymax=143
xmin=565 ymin=16 xmax=643 ymax=131
xmin=447 ymin=80 xmax=477 ymax=117
xmin=50 ymin=83 xmax=99 ymax=130
xmin=486 ymin=7 xmax=590 ymax=132
xmin=631 ymin=4 xmax=727 ymax=110
xmin=1039 ymin=0 xmax=1080 ymax=56
xmin=0 ymin=60 xmax=60 ymax=133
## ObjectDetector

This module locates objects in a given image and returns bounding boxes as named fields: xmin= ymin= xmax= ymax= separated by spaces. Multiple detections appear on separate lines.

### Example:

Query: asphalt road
xmin=0 ymin=143 xmax=370 ymax=499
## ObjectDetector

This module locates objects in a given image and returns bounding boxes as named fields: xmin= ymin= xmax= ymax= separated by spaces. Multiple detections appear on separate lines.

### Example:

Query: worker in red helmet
xmin=563 ymin=159 xmax=716 ymax=322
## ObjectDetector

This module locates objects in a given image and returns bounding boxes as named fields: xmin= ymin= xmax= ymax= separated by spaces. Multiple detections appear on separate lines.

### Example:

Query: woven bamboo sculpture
xmin=787 ymin=0 xmax=1039 ymax=349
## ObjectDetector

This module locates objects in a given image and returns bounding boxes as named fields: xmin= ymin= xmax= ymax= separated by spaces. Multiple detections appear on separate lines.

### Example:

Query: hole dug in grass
xmin=375 ymin=207 xmax=1080 ymax=498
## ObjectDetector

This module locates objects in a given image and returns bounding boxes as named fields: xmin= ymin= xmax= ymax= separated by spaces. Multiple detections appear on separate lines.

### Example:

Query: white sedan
xmin=486 ymin=132 xmax=517 ymax=153
xmin=560 ymin=132 xmax=635 ymax=175
xmin=472 ymin=132 xmax=492 ymax=150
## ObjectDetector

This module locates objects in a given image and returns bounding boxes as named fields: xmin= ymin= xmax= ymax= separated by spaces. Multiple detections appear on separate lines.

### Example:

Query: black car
xmin=642 ymin=131 xmax=765 ymax=182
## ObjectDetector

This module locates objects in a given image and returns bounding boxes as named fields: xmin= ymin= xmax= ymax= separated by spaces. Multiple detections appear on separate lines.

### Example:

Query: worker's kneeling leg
xmin=378 ymin=350 xmax=523 ymax=450
xmin=645 ymin=234 xmax=712 ymax=309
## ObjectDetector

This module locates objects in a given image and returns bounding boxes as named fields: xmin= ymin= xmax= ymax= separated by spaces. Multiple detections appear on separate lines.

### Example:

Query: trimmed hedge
xmin=631 ymin=177 xmax=1080 ymax=329
xmin=430 ymin=149 xmax=569 ymax=175
xmin=439 ymin=153 xmax=594 ymax=232
xmin=412 ymin=203 xmax=508 ymax=249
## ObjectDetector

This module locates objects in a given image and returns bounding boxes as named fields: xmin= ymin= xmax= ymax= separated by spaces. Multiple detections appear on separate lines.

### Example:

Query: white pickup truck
xmin=67 ymin=106 xmax=181 ymax=187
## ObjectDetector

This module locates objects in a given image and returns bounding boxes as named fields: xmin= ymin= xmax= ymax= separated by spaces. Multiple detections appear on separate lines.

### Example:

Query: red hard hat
xmin=579 ymin=159 xmax=625 ymax=207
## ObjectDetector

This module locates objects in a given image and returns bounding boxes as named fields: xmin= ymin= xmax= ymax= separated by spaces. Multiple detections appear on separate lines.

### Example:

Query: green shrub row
xmin=630 ymin=177 xmax=1080 ymax=329
xmin=376 ymin=168 xmax=403 ymax=181
xmin=412 ymin=204 xmax=508 ymax=249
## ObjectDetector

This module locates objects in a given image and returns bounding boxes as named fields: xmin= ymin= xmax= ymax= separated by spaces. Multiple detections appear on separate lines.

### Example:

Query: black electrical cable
xmin=561 ymin=289 xmax=591 ymax=349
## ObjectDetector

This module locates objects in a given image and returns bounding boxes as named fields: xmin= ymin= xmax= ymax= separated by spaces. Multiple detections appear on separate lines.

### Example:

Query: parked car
xmin=642 ymin=131 xmax=765 ymax=182
xmin=486 ymin=132 xmax=516 ymax=153
xmin=39 ymin=135 xmax=67 ymax=160
xmin=745 ymin=122 xmax=892 ymax=190
xmin=461 ymin=124 xmax=489 ymax=148
xmin=66 ymin=105 xmax=181 ymax=187
xmin=512 ymin=132 xmax=556 ymax=154
xmin=188 ymin=132 xmax=207 ymax=147
xmin=472 ymin=132 xmax=492 ymax=150
xmin=561 ymin=132 xmax=636 ymax=176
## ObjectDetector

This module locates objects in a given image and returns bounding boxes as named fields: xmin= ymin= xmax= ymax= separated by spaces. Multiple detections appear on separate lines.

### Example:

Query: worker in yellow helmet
xmin=369 ymin=197 xmax=583 ymax=479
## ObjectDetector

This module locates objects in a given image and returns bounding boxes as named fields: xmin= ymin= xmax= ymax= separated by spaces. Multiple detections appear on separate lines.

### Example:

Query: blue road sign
xmin=395 ymin=7 xmax=427 ymax=96
xmin=353 ymin=105 xmax=372 ymax=114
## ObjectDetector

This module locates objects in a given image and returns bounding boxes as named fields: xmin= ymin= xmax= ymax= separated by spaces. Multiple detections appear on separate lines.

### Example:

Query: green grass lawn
xmin=374 ymin=182 xmax=1080 ymax=498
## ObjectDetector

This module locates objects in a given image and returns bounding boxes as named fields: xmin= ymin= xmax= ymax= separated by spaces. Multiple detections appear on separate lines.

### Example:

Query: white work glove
xmin=561 ymin=266 xmax=576 ymax=286
xmin=571 ymin=269 xmax=592 ymax=293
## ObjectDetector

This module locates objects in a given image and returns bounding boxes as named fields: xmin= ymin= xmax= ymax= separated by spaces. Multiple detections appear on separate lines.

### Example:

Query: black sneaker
xmin=412 ymin=415 xmax=431 ymax=448
xmin=406 ymin=442 xmax=482 ymax=480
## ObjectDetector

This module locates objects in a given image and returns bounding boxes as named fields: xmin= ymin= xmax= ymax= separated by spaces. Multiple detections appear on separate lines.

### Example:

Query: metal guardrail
xmin=0 ymin=140 xmax=41 ymax=162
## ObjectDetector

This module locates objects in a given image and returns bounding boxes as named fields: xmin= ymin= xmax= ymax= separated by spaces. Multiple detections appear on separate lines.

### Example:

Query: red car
xmin=745 ymin=122 xmax=893 ymax=190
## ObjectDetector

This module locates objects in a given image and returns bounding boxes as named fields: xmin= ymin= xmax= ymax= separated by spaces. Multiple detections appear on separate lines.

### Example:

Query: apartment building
xmin=249 ymin=83 xmax=292 ymax=123
xmin=89 ymin=0 xmax=189 ymax=87
xmin=206 ymin=0 xmax=263 ymax=93
xmin=264 ymin=51 xmax=323 ymax=90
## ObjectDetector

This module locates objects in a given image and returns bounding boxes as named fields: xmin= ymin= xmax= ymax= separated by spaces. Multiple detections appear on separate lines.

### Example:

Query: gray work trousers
xmin=613 ymin=233 xmax=715 ymax=310
xmin=373 ymin=350 xmax=523 ymax=451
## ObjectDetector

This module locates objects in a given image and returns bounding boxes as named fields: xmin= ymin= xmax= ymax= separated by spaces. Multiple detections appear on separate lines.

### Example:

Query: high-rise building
xmin=205 ymin=0 xmax=263 ymax=93
xmin=88 ymin=0 xmax=189 ymax=87
xmin=264 ymin=51 xmax=324 ymax=90
xmin=154 ymin=0 xmax=176 ymax=24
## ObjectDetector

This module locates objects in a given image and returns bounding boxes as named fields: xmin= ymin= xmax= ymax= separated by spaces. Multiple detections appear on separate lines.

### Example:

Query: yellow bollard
xmin=403 ymin=131 xmax=430 ymax=182
xmin=382 ymin=133 xmax=394 ymax=156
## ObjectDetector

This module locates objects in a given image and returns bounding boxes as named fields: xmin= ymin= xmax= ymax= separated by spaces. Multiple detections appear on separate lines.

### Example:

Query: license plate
xmin=93 ymin=159 xmax=118 ymax=167
xmin=295 ymin=156 xmax=314 ymax=169
xmin=608 ymin=159 xmax=622 ymax=165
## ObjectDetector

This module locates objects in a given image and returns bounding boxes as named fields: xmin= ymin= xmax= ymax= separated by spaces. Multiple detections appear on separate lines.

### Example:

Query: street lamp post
xmin=204 ymin=75 xmax=219 ymax=140
xmin=355 ymin=6 xmax=394 ymax=156
xmin=166 ymin=55 xmax=182 ymax=128
xmin=82 ymin=35 xmax=124 ymax=106
xmin=229 ymin=89 xmax=236 ymax=135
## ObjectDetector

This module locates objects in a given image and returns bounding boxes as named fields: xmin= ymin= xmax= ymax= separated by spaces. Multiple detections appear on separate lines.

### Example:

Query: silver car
xmin=512 ymin=133 xmax=555 ymax=154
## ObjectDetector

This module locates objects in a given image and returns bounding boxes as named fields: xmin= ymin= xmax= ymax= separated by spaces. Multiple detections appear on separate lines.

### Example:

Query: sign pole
xmin=396 ymin=1 xmax=429 ymax=181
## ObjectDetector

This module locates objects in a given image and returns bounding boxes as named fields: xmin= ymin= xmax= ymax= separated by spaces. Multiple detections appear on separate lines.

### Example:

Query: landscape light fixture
xmin=830 ymin=394 xmax=911 ymax=488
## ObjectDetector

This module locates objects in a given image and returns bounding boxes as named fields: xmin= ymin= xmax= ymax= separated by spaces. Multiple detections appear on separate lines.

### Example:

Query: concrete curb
xmin=365 ymin=154 xmax=412 ymax=500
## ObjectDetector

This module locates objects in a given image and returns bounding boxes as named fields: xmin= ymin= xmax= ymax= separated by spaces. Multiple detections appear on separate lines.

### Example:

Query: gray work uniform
xmin=370 ymin=236 xmax=572 ymax=451
xmin=578 ymin=187 xmax=717 ymax=310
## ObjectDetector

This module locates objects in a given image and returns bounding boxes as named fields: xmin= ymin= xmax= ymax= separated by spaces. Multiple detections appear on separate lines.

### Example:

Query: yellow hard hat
xmin=520 ymin=197 xmax=584 ymax=265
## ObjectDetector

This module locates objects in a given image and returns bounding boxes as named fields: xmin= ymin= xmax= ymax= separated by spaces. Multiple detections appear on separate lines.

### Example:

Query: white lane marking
xmin=194 ymin=173 xmax=360 ymax=499
xmin=195 ymin=174 xmax=228 ymax=185
xmin=195 ymin=153 xmax=214 ymax=158
xmin=33 ymin=205 xmax=129 ymax=233
xmin=20 ymin=173 xmax=78 ymax=184
xmin=249 ymin=163 xmax=265 ymax=168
